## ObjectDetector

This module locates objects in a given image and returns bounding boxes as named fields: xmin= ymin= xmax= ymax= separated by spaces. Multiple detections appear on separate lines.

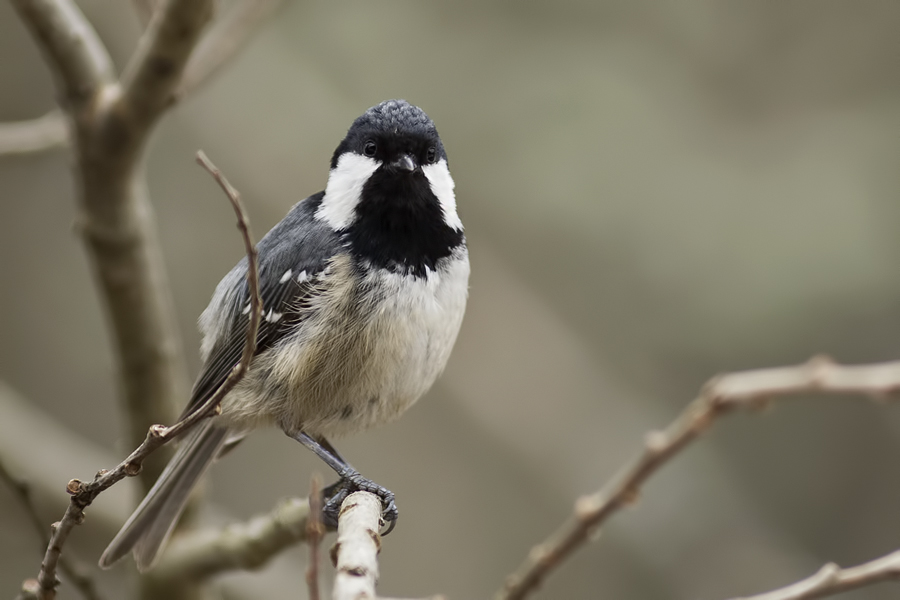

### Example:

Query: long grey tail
xmin=98 ymin=421 xmax=229 ymax=572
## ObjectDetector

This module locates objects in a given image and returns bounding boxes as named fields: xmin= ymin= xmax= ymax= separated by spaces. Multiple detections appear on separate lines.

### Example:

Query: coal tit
xmin=99 ymin=100 xmax=469 ymax=571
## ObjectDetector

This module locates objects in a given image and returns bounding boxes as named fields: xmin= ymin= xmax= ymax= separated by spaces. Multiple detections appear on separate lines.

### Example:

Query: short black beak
xmin=390 ymin=154 xmax=417 ymax=172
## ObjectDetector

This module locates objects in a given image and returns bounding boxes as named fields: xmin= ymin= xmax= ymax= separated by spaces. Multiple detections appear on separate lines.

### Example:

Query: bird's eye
xmin=363 ymin=140 xmax=377 ymax=157
xmin=426 ymin=146 xmax=437 ymax=164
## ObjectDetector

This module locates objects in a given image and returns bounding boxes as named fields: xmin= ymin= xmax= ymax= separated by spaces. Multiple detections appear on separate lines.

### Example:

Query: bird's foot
xmin=321 ymin=471 xmax=398 ymax=534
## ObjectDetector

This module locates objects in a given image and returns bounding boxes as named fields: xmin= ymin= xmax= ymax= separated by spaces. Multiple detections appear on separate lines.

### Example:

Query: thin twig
xmin=496 ymin=355 xmax=900 ymax=600
xmin=727 ymin=549 xmax=900 ymax=600
xmin=178 ymin=0 xmax=286 ymax=98
xmin=0 ymin=111 xmax=68 ymax=157
xmin=0 ymin=460 xmax=104 ymax=600
xmin=306 ymin=474 xmax=324 ymax=600
xmin=26 ymin=155 xmax=261 ymax=600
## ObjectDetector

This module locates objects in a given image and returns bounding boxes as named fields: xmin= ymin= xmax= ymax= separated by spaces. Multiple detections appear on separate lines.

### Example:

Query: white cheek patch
xmin=422 ymin=159 xmax=463 ymax=232
xmin=316 ymin=153 xmax=381 ymax=230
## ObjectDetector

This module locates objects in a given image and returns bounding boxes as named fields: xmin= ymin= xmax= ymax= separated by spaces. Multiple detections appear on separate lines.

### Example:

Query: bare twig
xmin=496 ymin=356 xmax=900 ymax=600
xmin=195 ymin=149 xmax=262 ymax=391
xmin=25 ymin=155 xmax=261 ymax=600
xmin=0 ymin=460 xmax=104 ymax=600
xmin=178 ymin=0 xmax=286 ymax=98
xmin=0 ymin=380 xmax=132 ymax=535
xmin=0 ymin=111 xmax=68 ymax=156
xmin=728 ymin=549 xmax=900 ymax=600
xmin=306 ymin=475 xmax=325 ymax=600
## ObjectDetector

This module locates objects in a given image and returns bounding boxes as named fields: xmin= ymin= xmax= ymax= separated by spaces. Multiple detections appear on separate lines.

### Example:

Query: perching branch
xmin=728 ymin=549 xmax=900 ymax=600
xmin=496 ymin=355 xmax=900 ymax=600
xmin=24 ymin=154 xmax=261 ymax=600
xmin=330 ymin=493 xmax=442 ymax=600
xmin=0 ymin=111 xmax=68 ymax=157
xmin=332 ymin=492 xmax=382 ymax=600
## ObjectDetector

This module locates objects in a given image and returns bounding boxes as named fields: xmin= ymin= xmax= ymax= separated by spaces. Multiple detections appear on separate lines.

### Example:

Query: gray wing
xmin=182 ymin=192 xmax=342 ymax=418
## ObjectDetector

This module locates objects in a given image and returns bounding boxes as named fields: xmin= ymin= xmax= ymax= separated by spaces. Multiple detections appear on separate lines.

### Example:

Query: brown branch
xmin=9 ymin=0 xmax=114 ymax=109
xmin=728 ymin=549 xmax=900 ymax=600
xmin=306 ymin=475 xmax=324 ymax=600
xmin=0 ymin=460 xmax=104 ymax=600
xmin=25 ymin=155 xmax=261 ymax=600
xmin=0 ymin=380 xmax=133 ymax=536
xmin=120 ymin=0 xmax=214 ymax=139
xmin=148 ymin=497 xmax=310 ymax=584
xmin=12 ymin=0 xmax=216 ymax=496
xmin=177 ymin=0 xmax=286 ymax=98
xmin=496 ymin=356 xmax=900 ymax=600
xmin=0 ymin=111 xmax=68 ymax=156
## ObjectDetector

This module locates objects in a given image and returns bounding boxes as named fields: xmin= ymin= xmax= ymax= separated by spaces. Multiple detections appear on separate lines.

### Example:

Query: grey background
xmin=1 ymin=1 xmax=899 ymax=598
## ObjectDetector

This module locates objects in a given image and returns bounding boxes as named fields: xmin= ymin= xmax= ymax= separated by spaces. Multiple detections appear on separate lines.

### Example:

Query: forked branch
xmin=22 ymin=154 xmax=261 ymax=600
xmin=496 ymin=356 xmax=900 ymax=600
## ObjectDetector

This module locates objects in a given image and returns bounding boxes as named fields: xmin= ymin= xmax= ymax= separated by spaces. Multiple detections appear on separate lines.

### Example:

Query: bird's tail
xmin=98 ymin=420 xmax=229 ymax=571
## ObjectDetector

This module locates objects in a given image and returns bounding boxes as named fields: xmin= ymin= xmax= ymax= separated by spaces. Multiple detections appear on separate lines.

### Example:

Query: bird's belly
xmin=222 ymin=252 xmax=469 ymax=437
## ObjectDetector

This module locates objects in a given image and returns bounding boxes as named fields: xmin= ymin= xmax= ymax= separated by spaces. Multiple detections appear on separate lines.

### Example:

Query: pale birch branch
xmin=330 ymin=492 xmax=442 ymax=600
xmin=0 ymin=111 xmax=68 ymax=156
xmin=728 ymin=549 xmax=900 ymax=600
xmin=332 ymin=492 xmax=382 ymax=600
xmin=496 ymin=355 xmax=900 ymax=600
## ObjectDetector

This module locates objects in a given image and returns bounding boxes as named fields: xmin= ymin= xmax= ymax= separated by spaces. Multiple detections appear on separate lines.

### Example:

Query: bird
xmin=99 ymin=99 xmax=469 ymax=571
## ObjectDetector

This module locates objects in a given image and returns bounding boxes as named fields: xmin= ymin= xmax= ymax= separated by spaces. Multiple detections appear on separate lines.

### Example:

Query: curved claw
xmin=321 ymin=472 xmax=399 ymax=534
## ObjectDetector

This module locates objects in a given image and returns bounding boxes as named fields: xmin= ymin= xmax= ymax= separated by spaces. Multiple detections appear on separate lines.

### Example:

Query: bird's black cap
xmin=331 ymin=100 xmax=446 ymax=169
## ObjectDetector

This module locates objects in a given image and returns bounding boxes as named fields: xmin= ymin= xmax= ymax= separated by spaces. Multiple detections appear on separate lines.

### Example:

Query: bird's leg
xmin=286 ymin=430 xmax=398 ymax=533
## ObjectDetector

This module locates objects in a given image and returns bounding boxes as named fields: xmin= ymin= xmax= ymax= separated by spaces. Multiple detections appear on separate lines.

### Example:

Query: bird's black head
xmin=316 ymin=100 xmax=463 ymax=277
xmin=330 ymin=99 xmax=447 ymax=171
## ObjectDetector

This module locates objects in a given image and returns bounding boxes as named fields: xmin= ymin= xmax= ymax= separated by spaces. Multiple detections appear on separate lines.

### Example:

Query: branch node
xmin=573 ymin=495 xmax=598 ymax=522
xmin=644 ymin=430 xmax=667 ymax=454
xmin=65 ymin=479 xmax=82 ymax=495
xmin=807 ymin=354 xmax=835 ymax=388
xmin=123 ymin=462 xmax=143 ymax=477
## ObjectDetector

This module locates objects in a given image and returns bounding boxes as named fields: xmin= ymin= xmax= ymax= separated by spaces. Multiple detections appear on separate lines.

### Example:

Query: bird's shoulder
xmin=185 ymin=192 xmax=344 ymax=416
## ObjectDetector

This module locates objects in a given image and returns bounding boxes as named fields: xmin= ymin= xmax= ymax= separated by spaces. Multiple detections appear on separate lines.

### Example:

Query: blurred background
xmin=1 ymin=1 xmax=899 ymax=598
